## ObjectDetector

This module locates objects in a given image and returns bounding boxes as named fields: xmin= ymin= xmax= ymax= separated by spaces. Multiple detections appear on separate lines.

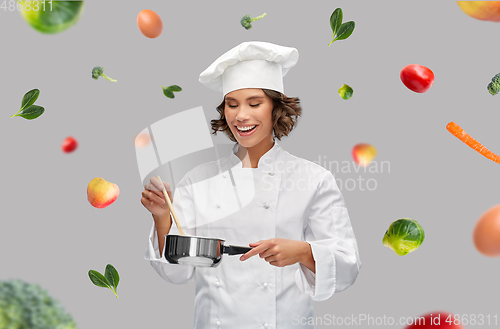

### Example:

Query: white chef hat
xmin=199 ymin=41 xmax=299 ymax=96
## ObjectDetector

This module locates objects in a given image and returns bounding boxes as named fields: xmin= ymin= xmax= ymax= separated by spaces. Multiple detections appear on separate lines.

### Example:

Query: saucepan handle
xmin=223 ymin=245 xmax=253 ymax=255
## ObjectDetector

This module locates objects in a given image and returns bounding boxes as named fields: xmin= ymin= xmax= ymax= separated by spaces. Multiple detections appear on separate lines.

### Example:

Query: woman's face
xmin=224 ymin=88 xmax=274 ymax=149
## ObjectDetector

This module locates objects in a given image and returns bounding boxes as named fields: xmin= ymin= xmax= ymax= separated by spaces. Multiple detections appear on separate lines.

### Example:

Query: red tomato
xmin=404 ymin=312 xmax=464 ymax=329
xmin=61 ymin=137 xmax=78 ymax=153
xmin=400 ymin=64 xmax=435 ymax=93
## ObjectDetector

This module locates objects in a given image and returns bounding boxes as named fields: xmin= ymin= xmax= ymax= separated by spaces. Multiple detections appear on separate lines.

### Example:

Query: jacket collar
xmin=229 ymin=142 xmax=282 ymax=171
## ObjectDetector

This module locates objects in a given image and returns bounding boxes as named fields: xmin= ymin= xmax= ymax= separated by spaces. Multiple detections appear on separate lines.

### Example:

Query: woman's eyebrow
xmin=247 ymin=95 xmax=264 ymax=100
xmin=225 ymin=95 xmax=264 ymax=101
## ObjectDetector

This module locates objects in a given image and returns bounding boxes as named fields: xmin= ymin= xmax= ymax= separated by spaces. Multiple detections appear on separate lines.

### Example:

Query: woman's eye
xmin=250 ymin=104 xmax=261 ymax=107
xmin=227 ymin=104 xmax=237 ymax=108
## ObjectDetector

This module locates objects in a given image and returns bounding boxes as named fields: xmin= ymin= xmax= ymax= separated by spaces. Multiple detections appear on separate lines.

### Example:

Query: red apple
xmin=352 ymin=144 xmax=377 ymax=166
xmin=87 ymin=177 xmax=119 ymax=209
xmin=457 ymin=1 xmax=500 ymax=22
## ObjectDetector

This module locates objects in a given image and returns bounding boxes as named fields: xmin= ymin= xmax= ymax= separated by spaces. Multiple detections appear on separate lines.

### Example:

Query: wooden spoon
xmin=156 ymin=175 xmax=185 ymax=236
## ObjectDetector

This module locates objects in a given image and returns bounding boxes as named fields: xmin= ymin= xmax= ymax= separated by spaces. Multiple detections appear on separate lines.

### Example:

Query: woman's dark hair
xmin=210 ymin=89 xmax=302 ymax=142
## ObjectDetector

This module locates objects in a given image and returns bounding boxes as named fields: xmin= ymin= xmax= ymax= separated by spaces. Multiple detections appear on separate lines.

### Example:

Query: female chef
xmin=141 ymin=41 xmax=361 ymax=329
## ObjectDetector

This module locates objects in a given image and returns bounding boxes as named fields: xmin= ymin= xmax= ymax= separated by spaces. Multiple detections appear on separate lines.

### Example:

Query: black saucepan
xmin=164 ymin=234 xmax=253 ymax=267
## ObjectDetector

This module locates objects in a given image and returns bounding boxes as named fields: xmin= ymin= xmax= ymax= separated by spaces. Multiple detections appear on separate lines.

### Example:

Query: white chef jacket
xmin=145 ymin=142 xmax=361 ymax=329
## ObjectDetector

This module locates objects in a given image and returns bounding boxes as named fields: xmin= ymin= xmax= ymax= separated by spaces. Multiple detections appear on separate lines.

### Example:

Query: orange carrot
xmin=446 ymin=122 xmax=500 ymax=164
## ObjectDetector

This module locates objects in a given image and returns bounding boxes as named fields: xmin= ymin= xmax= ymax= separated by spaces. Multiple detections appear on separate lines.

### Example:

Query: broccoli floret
xmin=487 ymin=73 xmax=500 ymax=95
xmin=240 ymin=12 xmax=267 ymax=30
xmin=92 ymin=66 xmax=117 ymax=82
xmin=0 ymin=279 xmax=77 ymax=329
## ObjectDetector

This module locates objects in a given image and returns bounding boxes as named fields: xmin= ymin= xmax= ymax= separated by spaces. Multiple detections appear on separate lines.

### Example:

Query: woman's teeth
xmin=237 ymin=125 xmax=256 ymax=132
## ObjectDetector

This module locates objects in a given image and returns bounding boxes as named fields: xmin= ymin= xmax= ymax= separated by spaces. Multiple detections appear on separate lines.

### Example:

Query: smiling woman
xmin=141 ymin=41 xmax=361 ymax=329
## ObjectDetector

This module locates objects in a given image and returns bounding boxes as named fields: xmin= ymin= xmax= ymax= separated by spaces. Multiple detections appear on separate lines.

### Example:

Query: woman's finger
xmin=141 ymin=196 xmax=154 ymax=208
xmin=142 ymin=190 xmax=165 ymax=205
xmin=150 ymin=189 xmax=166 ymax=200
xmin=240 ymin=243 xmax=269 ymax=261
xmin=259 ymin=249 xmax=276 ymax=259
xmin=149 ymin=176 xmax=164 ymax=192
xmin=145 ymin=179 xmax=173 ymax=202
xmin=144 ymin=183 xmax=161 ymax=193
xmin=142 ymin=190 xmax=153 ymax=200
xmin=249 ymin=240 xmax=264 ymax=247
xmin=143 ymin=187 xmax=165 ymax=201
xmin=264 ymin=255 xmax=278 ymax=263
xmin=151 ymin=191 xmax=166 ymax=205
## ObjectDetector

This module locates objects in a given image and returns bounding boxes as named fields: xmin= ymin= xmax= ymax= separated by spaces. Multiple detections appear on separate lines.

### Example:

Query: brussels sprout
xmin=19 ymin=1 xmax=84 ymax=34
xmin=338 ymin=83 xmax=353 ymax=100
xmin=383 ymin=218 xmax=425 ymax=256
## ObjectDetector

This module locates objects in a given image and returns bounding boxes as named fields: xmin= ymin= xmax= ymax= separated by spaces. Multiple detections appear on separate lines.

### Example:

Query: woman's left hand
xmin=240 ymin=238 xmax=315 ymax=271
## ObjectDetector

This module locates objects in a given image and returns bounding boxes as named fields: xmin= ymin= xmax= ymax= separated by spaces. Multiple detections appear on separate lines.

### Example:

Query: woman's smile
xmin=235 ymin=124 xmax=258 ymax=136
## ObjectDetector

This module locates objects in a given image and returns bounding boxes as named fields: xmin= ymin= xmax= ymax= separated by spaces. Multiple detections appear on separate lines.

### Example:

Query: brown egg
xmin=137 ymin=9 xmax=163 ymax=39
xmin=473 ymin=204 xmax=500 ymax=257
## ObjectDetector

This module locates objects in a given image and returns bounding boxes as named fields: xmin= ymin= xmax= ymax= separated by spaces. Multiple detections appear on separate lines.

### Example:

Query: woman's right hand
xmin=141 ymin=176 xmax=173 ymax=219
xmin=142 ymin=177 xmax=174 ymax=256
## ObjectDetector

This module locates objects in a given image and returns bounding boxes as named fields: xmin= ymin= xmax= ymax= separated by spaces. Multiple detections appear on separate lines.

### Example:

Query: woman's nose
xmin=235 ymin=106 xmax=251 ymax=121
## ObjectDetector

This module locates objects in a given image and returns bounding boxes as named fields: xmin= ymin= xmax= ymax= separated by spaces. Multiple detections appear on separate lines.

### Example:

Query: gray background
xmin=1 ymin=0 xmax=500 ymax=328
